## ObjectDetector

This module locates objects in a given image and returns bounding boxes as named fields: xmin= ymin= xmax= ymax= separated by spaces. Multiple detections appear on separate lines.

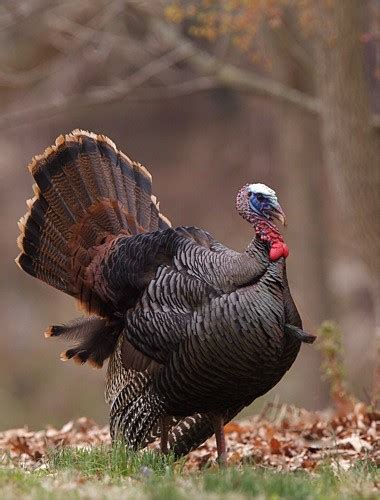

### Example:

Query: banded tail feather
xmin=45 ymin=316 xmax=122 ymax=368
xmin=16 ymin=129 xmax=170 ymax=365
xmin=16 ymin=129 xmax=171 ymax=316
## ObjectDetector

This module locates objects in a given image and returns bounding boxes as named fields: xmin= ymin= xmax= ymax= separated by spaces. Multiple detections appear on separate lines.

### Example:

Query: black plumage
xmin=16 ymin=130 xmax=315 ymax=462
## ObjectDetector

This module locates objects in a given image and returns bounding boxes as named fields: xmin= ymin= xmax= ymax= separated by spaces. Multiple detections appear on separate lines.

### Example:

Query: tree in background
xmin=165 ymin=0 xmax=380 ymax=404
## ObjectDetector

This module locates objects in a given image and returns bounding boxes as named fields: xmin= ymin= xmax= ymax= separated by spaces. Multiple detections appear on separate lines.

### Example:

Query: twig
xmin=0 ymin=45 xmax=198 ymax=130
xmin=0 ymin=0 xmax=125 ymax=89
xmin=0 ymin=65 xmax=50 ymax=88
xmin=128 ymin=77 xmax=216 ymax=100
xmin=44 ymin=0 xmax=126 ymax=53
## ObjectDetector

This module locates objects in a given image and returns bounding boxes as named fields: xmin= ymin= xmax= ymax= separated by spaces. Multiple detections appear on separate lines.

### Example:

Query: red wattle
xmin=269 ymin=242 xmax=289 ymax=261
xmin=247 ymin=213 xmax=289 ymax=261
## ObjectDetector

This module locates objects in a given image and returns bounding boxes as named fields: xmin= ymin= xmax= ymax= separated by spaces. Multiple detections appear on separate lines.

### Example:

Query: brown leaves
xmin=184 ymin=403 xmax=380 ymax=471
xmin=0 ymin=405 xmax=379 ymax=472
xmin=0 ymin=417 xmax=109 ymax=469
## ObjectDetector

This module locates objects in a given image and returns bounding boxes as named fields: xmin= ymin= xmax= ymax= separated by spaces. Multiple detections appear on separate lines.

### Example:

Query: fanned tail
xmin=16 ymin=129 xmax=171 ymax=316
xmin=16 ymin=130 xmax=171 ymax=365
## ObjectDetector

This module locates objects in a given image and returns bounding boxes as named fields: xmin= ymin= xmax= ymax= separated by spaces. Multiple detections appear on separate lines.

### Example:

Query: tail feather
xmin=45 ymin=316 xmax=121 ymax=368
xmin=16 ymin=129 xmax=171 ymax=316
xmin=133 ymin=163 xmax=152 ymax=230
xmin=284 ymin=324 xmax=316 ymax=344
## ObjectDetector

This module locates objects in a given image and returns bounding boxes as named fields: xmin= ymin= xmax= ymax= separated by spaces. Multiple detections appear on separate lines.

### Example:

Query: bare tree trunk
xmin=315 ymin=0 xmax=380 ymax=403
xmin=263 ymin=20 xmax=330 ymax=408
xmin=315 ymin=1 xmax=379 ymax=278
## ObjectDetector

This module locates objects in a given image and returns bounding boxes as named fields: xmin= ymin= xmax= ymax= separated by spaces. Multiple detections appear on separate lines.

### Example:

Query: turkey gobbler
xmin=16 ymin=130 xmax=315 ymax=463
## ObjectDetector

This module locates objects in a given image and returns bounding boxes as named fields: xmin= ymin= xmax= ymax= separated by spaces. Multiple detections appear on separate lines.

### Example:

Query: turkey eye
xmin=256 ymin=194 xmax=264 ymax=202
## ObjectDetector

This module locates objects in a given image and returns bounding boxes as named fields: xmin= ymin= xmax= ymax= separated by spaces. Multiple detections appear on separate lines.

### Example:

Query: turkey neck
xmin=243 ymin=211 xmax=289 ymax=262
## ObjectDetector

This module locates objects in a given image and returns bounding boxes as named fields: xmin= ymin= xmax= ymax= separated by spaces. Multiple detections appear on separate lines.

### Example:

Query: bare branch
xmin=44 ymin=0 xmax=126 ymax=53
xmin=129 ymin=76 xmax=216 ymax=100
xmin=149 ymin=17 xmax=320 ymax=114
xmin=212 ymin=61 xmax=320 ymax=113
xmin=0 ymin=65 xmax=49 ymax=88
xmin=107 ymin=44 xmax=195 ymax=91
xmin=0 ymin=0 xmax=126 ymax=89
xmin=0 ymin=43 xmax=196 ymax=130
xmin=45 ymin=2 xmax=152 ymax=48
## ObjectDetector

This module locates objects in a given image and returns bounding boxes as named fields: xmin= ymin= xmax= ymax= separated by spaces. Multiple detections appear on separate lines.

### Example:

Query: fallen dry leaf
xmin=224 ymin=422 xmax=246 ymax=434
xmin=270 ymin=437 xmax=281 ymax=454
xmin=0 ymin=402 xmax=379 ymax=472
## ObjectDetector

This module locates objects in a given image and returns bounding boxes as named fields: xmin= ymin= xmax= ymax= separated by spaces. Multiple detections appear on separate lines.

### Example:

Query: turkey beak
xmin=271 ymin=203 xmax=287 ymax=227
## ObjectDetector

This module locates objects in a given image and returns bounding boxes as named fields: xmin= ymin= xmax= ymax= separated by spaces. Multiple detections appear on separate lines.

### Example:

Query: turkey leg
xmin=160 ymin=416 xmax=170 ymax=454
xmin=211 ymin=414 xmax=227 ymax=465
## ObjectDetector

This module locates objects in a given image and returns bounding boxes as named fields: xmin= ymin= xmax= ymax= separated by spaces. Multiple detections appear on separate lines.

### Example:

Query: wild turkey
xmin=16 ymin=130 xmax=315 ymax=463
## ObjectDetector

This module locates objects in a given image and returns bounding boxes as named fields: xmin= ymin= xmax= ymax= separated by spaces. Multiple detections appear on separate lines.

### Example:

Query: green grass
xmin=49 ymin=442 xmax=181 ymax=478
xmin=0 ymin=445 xmax=379 ymax=499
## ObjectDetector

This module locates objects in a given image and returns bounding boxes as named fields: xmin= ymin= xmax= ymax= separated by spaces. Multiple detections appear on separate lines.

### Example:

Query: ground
xmin=0 ymin=403 xmax=379 ymax=499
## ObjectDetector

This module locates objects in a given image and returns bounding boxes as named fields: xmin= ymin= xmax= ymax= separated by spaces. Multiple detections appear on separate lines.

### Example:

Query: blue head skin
xmin=246 ymin=183 xmax=286 ymax=226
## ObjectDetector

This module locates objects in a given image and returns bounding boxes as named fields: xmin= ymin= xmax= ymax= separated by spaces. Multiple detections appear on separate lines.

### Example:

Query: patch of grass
xmin=1 ymin=447 xmax=379 ymax=499
xmin=49 ymin=441 xmax=181 ymax=479
xmin=203 ymin=468 xmax=314 ymax=498
xmin=0 ymin=468 xmax=61 ymax=500
xmin=142 ymin=463 xmax=380 ymax=500
xmin=201 ymin=465 xmax=380 ymax=500
xmin=0 ymin=467 xmax=42 ymax=491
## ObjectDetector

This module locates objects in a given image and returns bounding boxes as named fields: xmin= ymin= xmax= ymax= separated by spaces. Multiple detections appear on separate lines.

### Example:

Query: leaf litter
xmin=0 ymin=403 xmax=379 ymax=473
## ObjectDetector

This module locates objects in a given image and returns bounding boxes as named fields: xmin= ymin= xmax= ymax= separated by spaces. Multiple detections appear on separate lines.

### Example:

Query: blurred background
xmin=0 ymin=0 xmax=379 ymax=429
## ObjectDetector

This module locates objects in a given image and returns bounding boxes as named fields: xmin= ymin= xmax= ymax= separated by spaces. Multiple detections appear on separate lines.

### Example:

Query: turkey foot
xmin=211 ymin=414 xmax=227 ymax=465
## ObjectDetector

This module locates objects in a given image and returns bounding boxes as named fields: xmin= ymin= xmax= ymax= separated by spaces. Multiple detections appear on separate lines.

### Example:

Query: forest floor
xmin=0 ymin=402 xmax=379 ymax=499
